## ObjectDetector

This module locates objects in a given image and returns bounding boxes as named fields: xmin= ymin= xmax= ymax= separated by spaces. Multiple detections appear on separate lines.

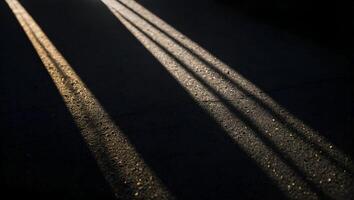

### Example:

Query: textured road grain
xmin=1 ymin=0 xmax=353 ymax=199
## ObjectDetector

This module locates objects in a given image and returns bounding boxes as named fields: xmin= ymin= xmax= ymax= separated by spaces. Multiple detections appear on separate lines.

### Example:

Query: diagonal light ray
xmin=116 ymin=0 xmax=353 ymax=173
xmin=117 ymin=0 xmax=352 ymax=174
xmin=101 ymin=0 xmax=353 ymax=199
xmin=105 ymin=7 xmax=324 ymax=199
xmin=4 ymin=0 xmax=172 ymax=199
xmin=103 ymin=1 xmax=315 ymax=198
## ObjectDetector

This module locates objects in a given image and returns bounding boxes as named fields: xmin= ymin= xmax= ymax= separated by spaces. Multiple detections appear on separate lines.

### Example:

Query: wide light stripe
xmin=102 ymin=0 xmax=353 ymax=199
xmin=5 ymin=0 xmax=172 ymax=199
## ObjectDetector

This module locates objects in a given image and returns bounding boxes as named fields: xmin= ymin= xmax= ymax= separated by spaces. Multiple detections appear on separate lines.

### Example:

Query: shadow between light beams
xmin=101 ymin=0 xmax=353 ymax=199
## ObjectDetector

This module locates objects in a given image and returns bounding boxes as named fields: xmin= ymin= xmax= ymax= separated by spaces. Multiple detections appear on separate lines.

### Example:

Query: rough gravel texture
xmin=1 ymin=0 xmax=353 ymax=199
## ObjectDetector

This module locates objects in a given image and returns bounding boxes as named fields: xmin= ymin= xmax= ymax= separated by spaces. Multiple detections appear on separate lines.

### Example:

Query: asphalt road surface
xmin=1 ymin=0 xmax=353 ymax=199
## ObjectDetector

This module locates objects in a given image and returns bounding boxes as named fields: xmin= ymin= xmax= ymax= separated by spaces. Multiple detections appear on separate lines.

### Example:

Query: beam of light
xmin=113 ymin=0 xmax=353 ymax=174
xmin=112 ymin=0 xmax=354 ymax=178
xmin=4 ymin=0 xmax=173 ymax=199
xmin=101 ymin=0 xmax=353 ymax=199
xmin=117 ymin=0 xmax=353 ymax=174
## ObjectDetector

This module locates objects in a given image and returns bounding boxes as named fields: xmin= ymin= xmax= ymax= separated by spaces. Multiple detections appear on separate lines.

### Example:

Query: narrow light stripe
xmin=117 ymin=0 xmax=353 ymax=175
xmin=101 ymin=0 xmax=353 ymax=199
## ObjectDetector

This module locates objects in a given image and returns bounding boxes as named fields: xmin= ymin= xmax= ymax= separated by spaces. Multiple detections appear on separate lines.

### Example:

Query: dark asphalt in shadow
xmin=1 ymin=0 xmax=352 ymax=199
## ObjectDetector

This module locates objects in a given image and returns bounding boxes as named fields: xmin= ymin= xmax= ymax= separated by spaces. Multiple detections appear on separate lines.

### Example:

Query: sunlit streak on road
xmin=5 ymin=0 xmax=172 ymax=199
xmin=102 ymin=0 xmax=353 ymax=199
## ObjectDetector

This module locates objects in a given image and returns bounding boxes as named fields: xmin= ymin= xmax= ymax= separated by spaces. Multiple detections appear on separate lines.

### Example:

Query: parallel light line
xmin=5 ymin=0 xmax=172 ymax=199
xmin=102 ymin=0 xmax=353 ymax=199
xmin=102 ymin=1 xmax=313 ymax=198
xmin=118 ymin=0 xmax=352 ymax=174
